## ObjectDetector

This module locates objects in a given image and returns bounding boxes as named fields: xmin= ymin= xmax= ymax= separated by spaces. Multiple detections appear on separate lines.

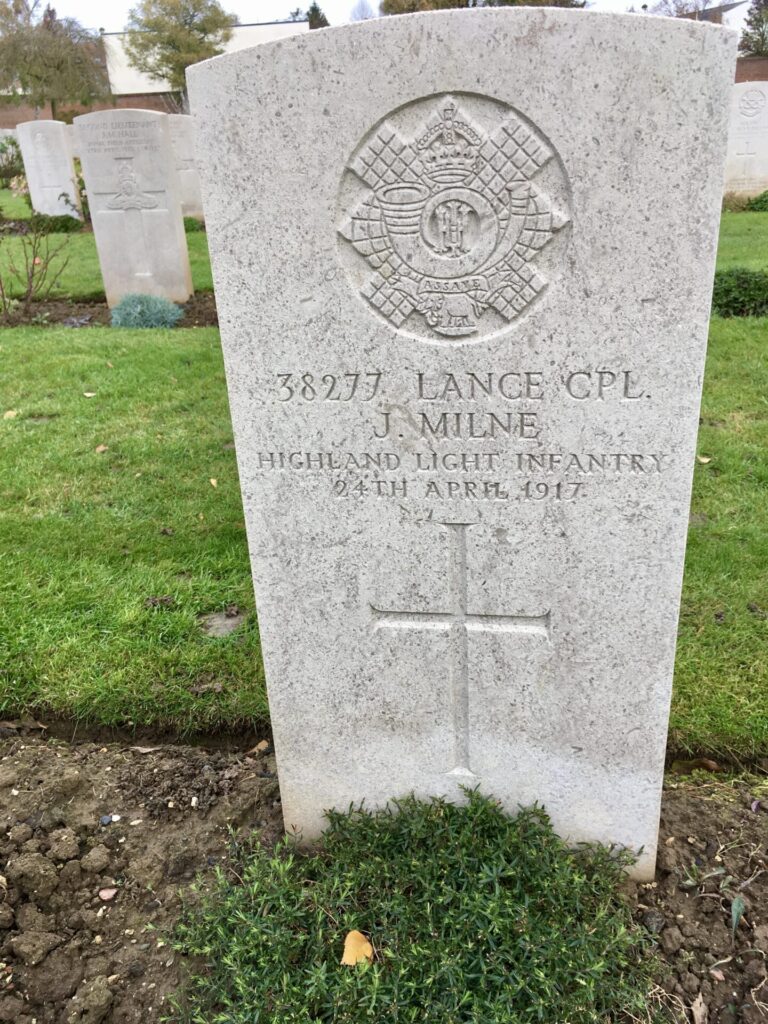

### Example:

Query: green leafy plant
xmin=171 ymin=793 xmax=655 ymax=1024
xmin=745 ymin=189 xmax=768 ymax=212
xmin=712 ymin=267 xmax=768 ymax=317
xmin=183 ymin=215 xmax=205 ymax=232
xmin=111 ymin=293 xmax=184 ymax=328
xmin=29 ymin=212 xmax=82 ymax=234
xmin=0 ymin=137 xmax=23 ymax=188
xmin=57 ymin=159 xmax=90 ymax=223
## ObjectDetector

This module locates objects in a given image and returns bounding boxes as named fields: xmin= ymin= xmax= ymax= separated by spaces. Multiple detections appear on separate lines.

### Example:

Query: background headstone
xmin=74 ymin=109 xmax=192 ymax=307
xmin=189 ymin=9 xmax=736 ymax=880
xmin=168 ymin=114 xmax=204 ymax=220
xmin=16 ymin=120 xmax=81 ymax=219
xmin=725 ymin=81 xmax=768 ymax=197
xmin=67 ymin=123 xmax=79 ymax=158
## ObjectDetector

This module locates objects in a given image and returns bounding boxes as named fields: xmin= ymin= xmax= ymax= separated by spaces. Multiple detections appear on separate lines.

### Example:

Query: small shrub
xmin=183 ymin=216 xmax=205 ymax=232
xmin=171 ymin=793 xmax=654 ymax=1024
xmin=746 ymin=189 xmax=768 ymax=212
xmin=723 ymin=191 xmax=749 ymax=213
xmin=29 ymin=212 xmax=82 ymax=234
xmin=712 ymin=267 xmax=768 ymax=317
xmin=0 ymin=222 xmax=70 ymax=319
xmin=111 ymin=293 xmax=184 ymax=329
xmin=0 ymin=137 xmax=23 ymax=187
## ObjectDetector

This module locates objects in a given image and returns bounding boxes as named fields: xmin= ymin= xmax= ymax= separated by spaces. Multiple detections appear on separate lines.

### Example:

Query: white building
xmin=102 ymin=20 xmax=309 ymax=98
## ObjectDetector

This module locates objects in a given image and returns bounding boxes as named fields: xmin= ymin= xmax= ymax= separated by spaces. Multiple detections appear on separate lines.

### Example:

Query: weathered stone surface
xmin=73 ymin=109 xmax=192 ymax=307
xmin=16 ymin=120 xmax=81 ymax=218
xmin=725 ymin=81 xmax=768 ymax=197
xmin=168 ymin=114 xmax=204 ymax=219
xmin=188 ymin=9 xmax=736 ymax=879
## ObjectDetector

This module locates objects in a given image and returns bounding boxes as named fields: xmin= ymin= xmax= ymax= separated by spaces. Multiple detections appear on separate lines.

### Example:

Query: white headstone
xmin=16 ymin=120 xmax=82 ymax=219
xmin=725 ymin=81 xmax=768 ymax=197
xmin=168 ymin=114 xmax=204 ymax=220
xmin=73 ymin=109 xmax=192 ymax=307
xmin=188 ymin=9 xmax=736 ymax=880
xmin=67 ymin=123 xmax=79 ymax=158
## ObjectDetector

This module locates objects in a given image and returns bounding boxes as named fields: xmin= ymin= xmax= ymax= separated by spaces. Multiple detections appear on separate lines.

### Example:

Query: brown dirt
xmin=0 ymin=292 xmax=218 ymax=329
xmin=631 ymin=775 xmax=768 ymax=1022
xmin=0 ymin=727 xmax=280 ymax=1023
xmin=0 ymin=729 xmax=765 ymax=1023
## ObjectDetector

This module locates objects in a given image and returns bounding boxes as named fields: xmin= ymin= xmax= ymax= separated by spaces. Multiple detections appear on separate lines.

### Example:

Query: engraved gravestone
xmin=73 ymin=110 xmax=192 ymax=307
xmin=168 ymin=114 xmax=204 ymax=220
xmin=188 ymin=9 xmax=736 ymax=879
xmin=725 ymin=81 xmax=768 ymax=197
xmin=16 ymin=120 xmax=81 ymax=219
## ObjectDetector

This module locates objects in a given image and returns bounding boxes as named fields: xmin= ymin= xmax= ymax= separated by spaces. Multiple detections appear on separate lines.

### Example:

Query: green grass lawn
xmin=0 ymin=204 xmax=213 ymax=301
xmin=716 ymin=211 xmax=768 ymax=271
xmin=0 ymin=211 xmax=766 ymax=755
xmin=0 ymin=187 xmax=32 ymax=220
xmin=0 ymin=328 xmax=265 ymax=730
xmin=672 ymin=315 xmax=768 ymax=758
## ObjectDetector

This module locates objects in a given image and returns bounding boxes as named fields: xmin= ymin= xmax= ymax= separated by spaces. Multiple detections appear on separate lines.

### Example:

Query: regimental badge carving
xmin=107 ymin=158 xmax=159 ymax=211
xmin=339 ymin=94 xmax=569 ymax=341
xmin=739 ymin=88 xmax=766 ymax=119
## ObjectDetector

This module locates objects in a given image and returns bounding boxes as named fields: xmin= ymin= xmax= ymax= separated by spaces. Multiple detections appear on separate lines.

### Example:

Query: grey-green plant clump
xmin=111 ymin=293 xmax=183 ymax=328
xmin=172 ymin=792 xmax=655 ymax=1023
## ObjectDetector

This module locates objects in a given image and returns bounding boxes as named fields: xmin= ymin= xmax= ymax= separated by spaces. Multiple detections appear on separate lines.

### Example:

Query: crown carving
xmin=417 ymin=102 xmax=480 ymax=184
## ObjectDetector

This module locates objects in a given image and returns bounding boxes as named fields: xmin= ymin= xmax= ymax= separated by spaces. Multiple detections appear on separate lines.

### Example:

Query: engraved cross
xmin=737 ymin=136 xmax=757 ymax=177
xmin=93 ymin=160 xmax=164 ymax=279
xmin=371 ymin=521 xmax=551 ymax=781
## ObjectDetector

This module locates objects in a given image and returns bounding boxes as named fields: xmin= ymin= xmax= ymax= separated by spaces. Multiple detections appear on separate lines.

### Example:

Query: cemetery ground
xmin=0 ymin=210 xmax=766 ymax=1022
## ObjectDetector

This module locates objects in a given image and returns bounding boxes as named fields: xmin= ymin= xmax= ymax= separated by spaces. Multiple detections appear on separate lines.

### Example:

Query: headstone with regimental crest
xmin=188 ymin=9 xmax=736 ymax=879
xmin=73 ymin=109 xmax=192 ymax=307
xmin=724 ymin=81 xmax=768 ymax=198
xmin=17 ymin=120 xmax=81 ymax=219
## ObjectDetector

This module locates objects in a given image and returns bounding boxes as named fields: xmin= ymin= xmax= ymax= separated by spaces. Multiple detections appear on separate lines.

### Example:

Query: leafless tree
xmin=651 ymin=0 xmax=709 ymax=17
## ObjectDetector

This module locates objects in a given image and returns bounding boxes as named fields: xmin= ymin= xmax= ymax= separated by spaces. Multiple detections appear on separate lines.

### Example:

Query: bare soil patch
xmin=0 ymin=729 xmax=279 ymax=1023
xmin=0 ymin=293 xmax=218 ymax=329
xmin=631 ymin=776 xmax=768 ymax=1022
xmin=0 ymin=730 xmax=765 ymax=1022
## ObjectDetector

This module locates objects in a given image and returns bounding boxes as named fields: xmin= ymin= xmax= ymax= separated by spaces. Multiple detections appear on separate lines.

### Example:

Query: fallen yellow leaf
xmin=3 ymin=410 xmax=17 ymax=420
xmin=341 ymin=930 xmax=373 ymax=966
xmin=691 ymin=993 xmax=707 ymax=1024
xmin=83 ymin=392 xmax=96 ymax=398
xmin=696 ymin=455 xmax=712 ymax=465
xmin=95 ymin=444 xmax=109 ymax=454
xmin=209 ymin=478 xmax=218 ymax=488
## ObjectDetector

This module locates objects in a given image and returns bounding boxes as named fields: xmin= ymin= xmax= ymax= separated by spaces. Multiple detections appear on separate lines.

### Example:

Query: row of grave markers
xmin=8 ymin=82 xmax=768 ymax=313
xmin=0 ymin=11 xmax=752 ymax=881
xmin=14 ymin=112 xmax=201 ymax=307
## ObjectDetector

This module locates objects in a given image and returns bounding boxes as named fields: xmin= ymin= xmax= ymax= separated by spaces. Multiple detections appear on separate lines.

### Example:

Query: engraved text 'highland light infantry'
xmin=341 ymin=96 xmax=568 ymax=339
